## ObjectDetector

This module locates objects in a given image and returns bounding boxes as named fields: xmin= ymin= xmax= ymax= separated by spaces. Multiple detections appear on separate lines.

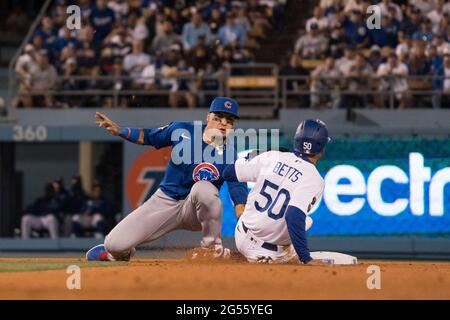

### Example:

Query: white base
xmin=310 ymin=251 xmax=358 ymax=265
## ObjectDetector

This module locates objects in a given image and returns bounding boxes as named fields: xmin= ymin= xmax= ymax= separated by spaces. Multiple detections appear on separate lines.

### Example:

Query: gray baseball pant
xmin=104 ymin=181 xmax=223 ymax=260
xmin=21 ymin=214 xmax=59 ymax=239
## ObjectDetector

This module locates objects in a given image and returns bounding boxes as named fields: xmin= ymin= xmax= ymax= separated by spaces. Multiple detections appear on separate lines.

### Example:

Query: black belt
xmin=241 ymin=222 xmax=278 ymax=252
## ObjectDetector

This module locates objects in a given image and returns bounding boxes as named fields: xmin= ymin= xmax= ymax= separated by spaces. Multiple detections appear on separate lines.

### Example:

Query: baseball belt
xmin=241 ymin=222 xmax=278 ymax=252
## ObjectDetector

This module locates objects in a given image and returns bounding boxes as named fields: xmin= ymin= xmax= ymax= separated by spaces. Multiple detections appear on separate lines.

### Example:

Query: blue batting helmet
xmin=294 ymin=119 xmax=331 ymax=155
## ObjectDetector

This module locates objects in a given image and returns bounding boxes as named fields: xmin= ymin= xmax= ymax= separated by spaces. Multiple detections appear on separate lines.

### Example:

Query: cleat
xmin=86 ymin=244 xmax=115 ymax=261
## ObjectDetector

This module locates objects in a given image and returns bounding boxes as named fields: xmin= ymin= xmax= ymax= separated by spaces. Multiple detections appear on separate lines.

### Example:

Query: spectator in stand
xmin=78 ymin=0 xmax=94 ymax=19
xmin=108 ymin=0 xmax=130 ymax=21
xmin=132 ymin=16 xmax=150 ymax=42
xmin=438 ymin=12 xmax=450 ymax=35
xmin=444 ymin=53 xmax=450 ymax=89
xmin=306 ymin=6 xmax=329 ymax=32
xmin=280 ymin=53 xmax=310 ymax=107
xmin=31 ymin=34 xmax=46 ymax=53
xmin=344 ymin=0 xmax=367 ymax=14
xmin=59 ymin=58 xmax=79 ymax=108
xmin=103 ymin=58 xmax=130 ymax=108
xmin=52 ymin=26 xmax=79 ymax=60
xmin=89 ymin=0 xmax=116 ymax=45
xmin=408 ymin=43 xmax=430 ymax=75
xmin=401 ymin=5 xmax=422 ymax=36
xmin=197 ymin=62 xmax=221 ymax=106
xmin=104 ymin=23 xmax=133 ymax=61
xmin=15 ymin=44 xmax=38 ymax=92
xmin=71 ymin=184 xmax=112 ymax=239
xmin=204 ymin=0 xmax=231 ymax=20
xmin=321 ymin=0 xmax=341 ymax=30
xmin=208 ymin=8 xmax=225 ymax=35
xmin=218 ymin=12 xmax=247 ymax=48
xmin=170 ymin=56 xmax=197 ymax=108
xmin=396 ymin=31 xmax=411 ymax=59
xmin=370 ymin=13 xmax=400 ymax=48
xmin=433 ymin=33 xmax=450 ymax=55
xmin=152 ymin=19 xmax=181 ymax=55
xmin=23 ymin=52 xmax=58 ymax=108
xmin=56 ymin=45 xmax=77 ymax=75
xmin=235 ymin=6 xmax=251 ymax=34
xmin=78 ymin=65 xmax=104 ymax=107
xmin=368 ymin=45 xmax=384 ymax=70
xmin=247 ymin=0 xmax=271 ymax=39
xmin=15 ymin=45 xmax=38 ymax=109
xmin=50 ymin=1 xmax=69 ymax=28
xmin=310 ymin=57 xmax=343 ymax=109
xmin=412 ymin=17 xmax=435 ymax=42
xmin=376 ymin=53 xmax=410 ymax=109
xmin=336 ymin=45 xmax=357 ymax=75
xmin=21 ymin=183 xmax=61 ymax=239
xmin=426 ymin=45 xmax=444 ymax=108
xmin=123 ymin=40 xmax=151 ymax=88
xmin=437 ymin=53 xmax=450 ymax=107
xmin=411 ymin=0 xmax=436 ymax=15
xmin=188 ymin=42 xmax=210 ymax=72
xmin=378 ymin=0 xmax=403 ymax=21
xmin=182 ymin=12 xmax=214 ymax=51
xmin=76 ymin=26 xmax=99 ymax=73
xmin=343 ymin=9 xmax=369 ymax=49
xmin=328 ymin=23 xmax=347 ymax=58
xmin=343 ymin=52 xmax=374 ymax=109
xmin=34 ymin=16 xmax=58 ymax=51
xmin=428 ymin=0 xmax=445 ymax=33
xmin=218 ymin=45 xmax=237 ymax=67
xmin=294 ymin=23 xmax=329 ymax=59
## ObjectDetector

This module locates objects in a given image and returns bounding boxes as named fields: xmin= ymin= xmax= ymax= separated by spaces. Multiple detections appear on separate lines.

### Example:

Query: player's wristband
xmin=119 ymin=127 xmax=140 ymax=143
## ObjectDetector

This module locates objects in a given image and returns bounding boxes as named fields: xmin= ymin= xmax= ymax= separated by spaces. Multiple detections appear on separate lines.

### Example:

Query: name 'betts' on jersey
xmin=235 ymin=150 xmax=324 ymax=245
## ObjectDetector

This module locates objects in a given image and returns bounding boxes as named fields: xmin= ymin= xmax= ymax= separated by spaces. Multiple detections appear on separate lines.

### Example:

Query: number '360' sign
xmin=12 ymin=125 xmax=48 ymax=142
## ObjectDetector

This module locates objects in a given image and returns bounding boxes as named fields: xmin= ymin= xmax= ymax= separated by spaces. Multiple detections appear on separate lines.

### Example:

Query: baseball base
xmin=310 ymin=251 xmax=358 ymax=265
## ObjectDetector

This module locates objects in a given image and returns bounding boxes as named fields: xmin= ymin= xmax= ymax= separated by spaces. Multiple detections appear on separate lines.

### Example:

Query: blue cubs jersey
xmin=143 ymin=121 xmax=248 ymax=205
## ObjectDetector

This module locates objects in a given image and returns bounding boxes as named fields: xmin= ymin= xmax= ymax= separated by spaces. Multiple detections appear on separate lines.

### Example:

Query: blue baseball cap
xmin=209 ymin=96 xmax=239 ymax=118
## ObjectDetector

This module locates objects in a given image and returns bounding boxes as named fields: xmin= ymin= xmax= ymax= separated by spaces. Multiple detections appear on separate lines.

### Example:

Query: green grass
xmin=0 ymin=260 xmax=127 ymax=273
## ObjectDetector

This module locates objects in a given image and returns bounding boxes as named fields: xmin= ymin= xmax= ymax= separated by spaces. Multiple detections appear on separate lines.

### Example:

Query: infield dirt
xmin=0 ymin=258 xmax=449 ymax=299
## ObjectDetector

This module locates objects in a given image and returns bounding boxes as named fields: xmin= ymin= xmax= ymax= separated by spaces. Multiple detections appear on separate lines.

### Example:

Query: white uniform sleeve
xmin=234 ymin=151 xmax=278 ymax=183
xmin=289 ymin=176 xmax=324 ymax=215
xmin=234 ymin=155 xmax=263 ymax=183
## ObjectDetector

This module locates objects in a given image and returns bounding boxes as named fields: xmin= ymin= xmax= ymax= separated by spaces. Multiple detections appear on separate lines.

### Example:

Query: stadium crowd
xmin=14 ymin=0 xmax=286 ymax=108
xmin=12 ymin=0 xmax=450 ymax=109
xmin=285 ymin=0 xmax=450 ymax=108
xmin=20 ymin=176 xmax=115 ymax=239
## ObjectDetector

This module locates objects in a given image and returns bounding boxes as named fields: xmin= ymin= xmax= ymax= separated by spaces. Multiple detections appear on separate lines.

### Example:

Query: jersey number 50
xmin=255 ymin=179 xmax=291 ymax=220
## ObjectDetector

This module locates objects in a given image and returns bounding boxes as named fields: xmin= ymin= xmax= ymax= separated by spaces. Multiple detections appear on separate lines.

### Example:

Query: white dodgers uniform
xmin=233 ymin=151 xmax=324 ymax=263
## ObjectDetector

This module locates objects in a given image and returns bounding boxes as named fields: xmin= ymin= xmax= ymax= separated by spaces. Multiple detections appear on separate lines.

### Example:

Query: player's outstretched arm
xmin=285 ymin=205 xmax=314 ymax=264
xmin=95 ymin=112 xmax=120 ymax=135
xmin=95 ymin=112 xmax=144 ymax=144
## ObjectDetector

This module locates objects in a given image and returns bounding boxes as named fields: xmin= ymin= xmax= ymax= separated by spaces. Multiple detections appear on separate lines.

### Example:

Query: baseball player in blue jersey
xmin=86 ymin=97 xmax=248 ymax=261
xmin=223 ymin=119 xmax=347 ymax=265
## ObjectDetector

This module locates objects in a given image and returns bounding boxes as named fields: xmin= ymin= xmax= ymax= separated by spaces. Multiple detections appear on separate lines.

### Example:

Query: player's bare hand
xmin=95 ymin=112 xmax=120 ymax=136
xmin=305 ymin=259 xmax=327 ymax=266
xmin=235 ymin=204 xmax=245 ymax=218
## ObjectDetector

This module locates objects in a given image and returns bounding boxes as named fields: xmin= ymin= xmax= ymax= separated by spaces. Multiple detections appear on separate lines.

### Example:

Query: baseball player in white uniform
xmin=223 ymin=119 xmax=356 ymax=265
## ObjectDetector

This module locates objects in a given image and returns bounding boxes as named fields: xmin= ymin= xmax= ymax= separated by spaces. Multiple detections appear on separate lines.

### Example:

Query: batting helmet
xmin=294 ymin=119 xmax=331 ymax=155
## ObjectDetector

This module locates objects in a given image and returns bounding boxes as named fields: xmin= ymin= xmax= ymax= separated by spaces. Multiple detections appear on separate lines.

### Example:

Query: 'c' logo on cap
xmin=224 ymin=101 xmax=232 ymax=109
